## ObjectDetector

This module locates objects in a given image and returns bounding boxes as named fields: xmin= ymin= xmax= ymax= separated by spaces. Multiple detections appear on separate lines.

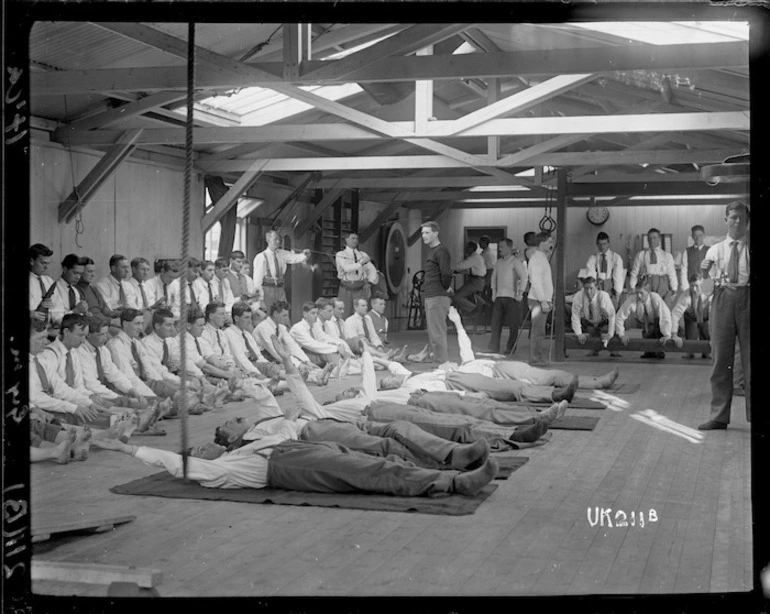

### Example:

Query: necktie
xmin=273 ymin=252 xmax=281 ymax=280
xmin=162 ymin=339 xmax=170 ymax=366
xmin=600 ymin=253 xmax=607 ymax=274
xmin=38 ymin=275 xmax=46 ymax=297
xmin=65 ymin=351 xmax=76 ymax=387
xmin=589 ymin=298 xmax=596 ymax=323
xmin=243 ymin=331 xmax=258 ymax=362
xmin=218 ymin=280 xmax=224 ymax=300
xmin=163 ymin=281 xmax=169 ymax=303
xmin=649 ymin=249 xmax=657 ymax=265
xmin=215 ymin=330 xmax=225 ymax=354
xmin=336 ymin=319 xmax=343 ymax=338
xmin=138 ymin=282 xmax=148 ymax=309
xmin=35 ymin=358 xmax=53 ymax=394
xmin=188 ymin=282 xmax=197 ymax=306
xmin=636 ymin=303 xmax=646 ymax=327
xmin=194 ymin=336 xmax=202 ymax=356
xmin=68 ymin=285 xmax=77 ymax=310
xmin=728 ymin=241 xmax=740 ymax=283
xmin=354 ymin=250 xmax=358 ymax=264
xmin=131 ymin=340 xmax=145 ymax=379
xmin=362 ymin=316 xmax=371 ymax=342
xmin=118 ymin=281 xmax=127 ymax=308
xmin=95 ymin=347 xmax=108 ymax=385
xmin=207 ymin=281 xmax=214 ymax=304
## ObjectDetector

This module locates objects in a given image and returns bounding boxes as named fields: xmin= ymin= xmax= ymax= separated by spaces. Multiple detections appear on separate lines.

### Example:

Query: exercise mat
xmin=547 ymin=415 xmax=600 ymax=431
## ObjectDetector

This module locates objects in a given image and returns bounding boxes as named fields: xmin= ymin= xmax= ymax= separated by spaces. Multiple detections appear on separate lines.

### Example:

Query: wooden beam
xmin=432 ymin=74 xmax=596 ymax=137
xmin=553 ymin=169 xmax=568 ymax=362
xmin=486 ymin=78 xmax=501 ymax=163
xmin=34 ymin=41 xmax=749 ymax=93
xmin=283 ymin=24 xmax=301 ymax=81
xmin=201 ymin=160 xmax=270 ymax=234
xmin=32 ymin=560 xmax=162 ymax=589
xmin=564 ymin=334 xmax=711 ymax=354
xmin=317 ymin=175 xmax=534 ymax=189
xmin=407 ymin=201 xmax=454 ymax=246
xmin=294 ymin=185 xmax=345 ymax=238
xmin=55 ymin=111 xmax=751 ymax=147
xmin=497 ymin=134 xmax=590 ymax=168
xmin=58 ymin=129 xmax=143 ymax=223
xmin=414 ymin=46 xmax=433 ymax=134
xmin=299 ymin=24 xmax=469 ymax=81
xmin=70 ymin=92 xmax=187 ymax=131
xmin=358 ymin=194 xmax=411 ymax=243
xmin=203 ymin=149 xmax=744 ymax=173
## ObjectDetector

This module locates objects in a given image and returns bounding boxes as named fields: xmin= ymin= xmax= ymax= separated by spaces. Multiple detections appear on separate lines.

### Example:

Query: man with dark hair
xmin=128 ymin=257 xmax=155 ymax=312
xmin=201 ymin=302 xmax=240 ymax=372
xmin=586 ymin=232 xmax=625 ymax=309
xmin=30 ymin=243 xmax=55 ymax=322
xmin=196 ymin=260 xmax=219 ymax=312
xmin=50 ymin=253 xmax=89 ymax=325
xmin=254 ymin=232 xmax=309 ymax=312
xmin=167 ymin=258 xmax=203 ymax=320
xmin=671 ymin=275 xmax=711 ymax=360
xmin=314 ymin=298 xmax=354 ymax=360
xmin=451 ymin=241 xmax=487 ymax=316
xmin=145 ymin=259 xmax=179 ymax=309
xmin=227 ymin=250 xmax=256 ymax=306
xmin=96 ymin=254 xmax=138 ymax=311
xmin=680 ymin=224 xmax=708 ymax=291
xmin=629 ymin=228 xmax=677 ymax=306
xmin=486 ymin=238 xmax=528 ymax=355
xmin=343 ymin=298 xmax=394 ymax=360
xmin=335 ymin=231 xmax=377 ymax=318
xmin=615 ymin=276 xmax=673 ymax=358
xmin=571 ymin=276 xmax=617 ymax=356
xmin=527 ymin=232 xmax=555 ymax=366
xmin=142 ymin=308 xmax=185 ymax=380
xmin=290 ymin=301 xmax=343 ymax=368
xmin=368 ymin=294 xmax=390 ymax=344
xmin=76 ymin=257 xmax=119 ymax=324
xmin=213 ymin=258 xmax=236 ymax=314
xmin=698 ymin=201 xmax=750 ymax=430
xmin=421 ymin=220 xmax=454 ymax=366
xmin=224 ymin=302 xmax=284 ymax=381
xmin=523 ymin=232 xmax=538 ymax=263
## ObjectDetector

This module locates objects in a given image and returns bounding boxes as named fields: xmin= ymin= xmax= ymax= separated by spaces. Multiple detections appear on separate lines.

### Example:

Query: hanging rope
xmin=179 ymin=22 xmax=196 ymax=480
xmin=539 ymin=172 xmax=557 ymax=234
xmin=62 ymin=95 xmax=86 ymax=247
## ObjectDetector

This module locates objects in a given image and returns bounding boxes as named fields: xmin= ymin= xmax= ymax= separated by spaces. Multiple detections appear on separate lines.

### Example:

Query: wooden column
xmin=553 ymin=168 xmax=568 ymax=362
xmin=351 ymin=188 xmax=360 ymax=233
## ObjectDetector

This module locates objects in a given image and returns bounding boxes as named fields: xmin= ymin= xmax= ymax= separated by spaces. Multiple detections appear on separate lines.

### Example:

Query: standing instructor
xmin=421 ymin=221 xmax=453 ymax=366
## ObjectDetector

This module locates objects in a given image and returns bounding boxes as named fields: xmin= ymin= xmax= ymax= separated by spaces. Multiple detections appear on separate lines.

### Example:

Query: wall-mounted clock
xmin=587 ymin=205 xmax=610 ymax=226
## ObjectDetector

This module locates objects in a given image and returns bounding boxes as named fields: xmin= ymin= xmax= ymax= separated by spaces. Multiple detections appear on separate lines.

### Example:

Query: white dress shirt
xmin=30 ymin=272 xmax=55 ymax=312
xmin=629 ymin=248 xmax=678 ymax=292
xmin=335 ymin=247 xmax=378 ymax=284
xmin=37 ymin=338 xmax=91 ymax=400
xmin=167 ymin=277 xmax=207 ymax=319
xmin=170 ymin=331 xmax=209 ymax=378
xmin=128 ymin=277 xmax=155 ymax=311
xmin=324 ymin=316 xmax=346 ymax=341
xmin=254 ymin=248 xmax=307 ymax=289
xmin=29 ymin=353 xmax=89 ymax=414
xmin=703 ymin=235 xmax=750 ymax=286
xmin=223 ymin=325 xmax=267 ymax=375
xmin=254 ymin=318 xmax=310 ymax=365
xmin=107 ymin=330 xmax=165 ymax=384
xmin=526 ymin=250 xmax=553 ymax=302
xmin=200 ymin=323 xmax=236 ymax=367
xmin=491 ymin=255 xmax=528 ymax=300
xmin=212 ymin=276 xmax=236 ymax=314
xmin=142 ymin=332 xmax=182 ymax=382
xmin=195 ymin=277 xmax=220 ymax=312
xmin=313 ymin=320 xmax=351 ymax=354
xmin=615 ymin=292 xmax=673 ymax=338
xmin=49 ymin=278 xmax=86 ymax=325
xmin=96 ymin=275 xmax=139 ymax=311
xmin=75 ymin=340 xmax=135 ymax=398
xmin=455 ymin=253 xmax=487 ymax=277
xmin=343 ymin=313 xmax=383 ymax=348
xmin=670 ymin=291 xmax=711 ymax=333
xmin=290 ymin=320 xmax=339 ymax=355
xmin=585 ymin=249 xmax=625 ymax=295
xmin=143 ymin=276 xmax=172 ymax=307
xmin=570 ymin=289 xmax=616 ymax=336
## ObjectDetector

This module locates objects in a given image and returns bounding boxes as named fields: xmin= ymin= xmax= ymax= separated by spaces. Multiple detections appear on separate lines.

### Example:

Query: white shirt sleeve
xmin=571 ymin=292 xmax=584 ymax=335
xmin=254 ymin=322 xmax=281 ymax=362
xmin=670 ymin=293 xmax=690 ymax=334
xmin=284 ymin=372 xmax=335 ymax=420
xmin=30 ymin=358 xmax=79 ymax=414
xmin=614 ymin=296 xmax=636 ymax=338
xmin=653 ymin=293 xmax=673 ymax=337
xmin=76 ymin=347 xmax=119 ymax=399
xmin=224 ymin=327 xmax=261 ymax=375
xmin=629 ymin=251 xmax=644 ymax=291
xmin=290 ymin=322 xmax=338 ymax=355
xmin=600 ymin=291 xmax=616 ymax=337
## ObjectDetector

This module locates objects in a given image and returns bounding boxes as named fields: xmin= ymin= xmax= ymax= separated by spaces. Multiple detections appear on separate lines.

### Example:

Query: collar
xmin=726 ymin=234 xmax=747 ymax=245
xmin=83 ymin=340 xmax=98 ymax=354
xmin=598 ymin=249 xmax=612 ymax=257
xmin=47 ymin=338 xmax=67 ymax=356
xmin=205 ymin=323 xmax=222 ymax=333
xmin=149 ymin=332 xmax=165 ymax=343
xmin=110 ymin=274 xmax=123 ymax=286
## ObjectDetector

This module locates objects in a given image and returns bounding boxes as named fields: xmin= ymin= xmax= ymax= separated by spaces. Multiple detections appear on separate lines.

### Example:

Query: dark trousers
xmin=300 ymin=418 xmax=457 ymax=469
xmin=580 ymin=318 xmax=609 ymax=338
xmin=452 ymin=277 xmax=486 ymax=314
xmin=641 ymin=322 xmax=664 ymax=358
xmin=261 ymin=285 xmax=287 ymax=315
xmin=266 ymin=439 xmax=458 ymax=497
xmin=488 ymin=297 xmax=522 ymax=353
xmin=407 ymin=390 xmax=538 ymax=426
xmin=684 ymin=312 xmax=710 ymax=342
xmin=708 ymin=286 xmax=750 ymax=424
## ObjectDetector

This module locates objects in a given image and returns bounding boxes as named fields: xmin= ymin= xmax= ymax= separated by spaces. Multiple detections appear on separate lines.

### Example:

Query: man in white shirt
xmin=128 ymin=257 xmax=159 ymax=313
xmin=452 ymin=241 xmax=488 ymax=316
xmin=585 ymin=232 xmax=625 ymax=308
xmin=571 ymin=276 xmax=619 ymax=357
xmin=96 ymin=254 xmax=139 ymax=312
xmin=195 ymin=260 xmax=220 ymax=313
xmin=223 ymin=302 xmax=284 ymax=381
xmin=144 ymin=259 xmax=179 ymax=309
xmin=367 ymin=295 xmax=391 ymax=346
xmin=227 ymin=250 xmax=260 ymax=307
xmin=201 ymin=302 xmax=241 ymax=372
xmin=50 ymin=253 xmax=90 ymax=326
xmin=290 ymin=301 xmax=343 ymax=368
xmin=181 ymin=310 xmax=250 ymax=382
xmin=142 ymin=308 xmax=186 ymax=380
xmin=213 ymin=258 xmax=236 ymax=316
xmin=335 ymin=231 xmax=377 ymax=318
xmin=615 ymin=276 xmax=673 ymax=359
xmin=324 ymin=299 xmax=348 ymax=341
xmin=254 ymin=233 xmax=309 ymax=313
xmin=254 ymin=301 xmax=330 ymax=385
xmin=526 ymin=232 xmax=555 ymax=367
xmin=30 ymin=243 xmax=56 ymax=323
xmin=629 ymin=228 xmax=678 ymax=306
xmin=698 ymin=201 xmax=750 ymax=430
xmin=168 ymin=258 xmax=205 ymax=321
xmin=486 ymin=238 xmax=528 ymax=355
xmin=314 ymin=298 xmax=354 ymax=355
xmin=671 ymin=275 xmax=711 ymax=360
xmin=343 ymin=298 xmax=392 ymax=360
xmin=107 ymin=308 xmax=181 ymax=404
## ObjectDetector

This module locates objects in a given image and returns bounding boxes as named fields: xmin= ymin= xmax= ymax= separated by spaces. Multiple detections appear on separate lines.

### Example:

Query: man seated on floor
xmin=615 ymin=275 xmax=673 ymax=359
xmin=213 ymin=258 xmax=237 ymax=317
xmin=671 ymin=274 xmax=712 ymax=360
xmin=50 ymin=253 xmax=90 ymax=327
xmin=167 ymin=258 xmax=204 ymax=321
xmin=107 ymin=308 xmax=181 ymax=404
xmin=368 ymin=294 xmax=390 ymax=345
xmin=343 ymin=298 xmax=400 ymax=361
xmin=76 ymin=257 xmax=121 ymax=329
xmin=93 ymin=335 xmax=499 ymax=498
xmin=200 ymin=302 xmax=248 ymax=374
xmin=289 ymin=301 xmax=344 ymax=369
xmin=224 ymin=302 xmax=286 ymax=382
xmin=313 ymin=297 xmax=355 ymax=360
xmin=254 ymin=301 xmax=332 ymax=386
xmin=96 ymin=254 xmax=139 ymax=312
xmin=30 ymin=243 xmax=56 ymax=323
xmin=144 ymin=259 xmax=179 ymax=311
xmin=570 ymin=275 xmax=619 ymax=358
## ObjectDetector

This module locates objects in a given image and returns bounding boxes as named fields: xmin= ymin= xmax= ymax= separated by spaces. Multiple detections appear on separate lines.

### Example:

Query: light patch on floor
xmin=630 ymin=409 xmax=705 ymax=443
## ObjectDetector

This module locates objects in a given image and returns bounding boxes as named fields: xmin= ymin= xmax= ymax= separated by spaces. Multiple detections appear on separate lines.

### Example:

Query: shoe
xmin=702 ymin=354 xmax=711 ymax=360
xmin=698 ymin=420 xmax=728 ymax=431
xmin=640 ymin=353 xmax=655 ymax=359
xmin=552 ymin=376 xmax=578 ymax=403
xmin=656 ymin=352 xmax=665 ymax=359
xmin=683 ymin=354 xmax=694 ymax=360
xmin=610 ymin=352 xmax=622 ymax=358
xmin=585 ymin=350 xmax=599 ymax=357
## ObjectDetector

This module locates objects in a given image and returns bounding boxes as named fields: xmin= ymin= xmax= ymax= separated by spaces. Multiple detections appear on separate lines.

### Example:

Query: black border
xmin=2 ymin=3 xmax=768 ymax=613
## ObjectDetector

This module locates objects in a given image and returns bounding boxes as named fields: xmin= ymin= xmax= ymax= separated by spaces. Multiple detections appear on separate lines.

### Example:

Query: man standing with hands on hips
xmin=421 ymin=221 xmax=453 ymax=367
xmin=335 ymin=232 xmax=378 ymax=318
xmin=698 ymin=201 xmax=750 ymax=431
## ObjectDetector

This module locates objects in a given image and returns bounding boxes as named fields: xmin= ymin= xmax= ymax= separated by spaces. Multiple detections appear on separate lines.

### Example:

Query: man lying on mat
xmin=93 ymin=336 xmax=499 ymax=497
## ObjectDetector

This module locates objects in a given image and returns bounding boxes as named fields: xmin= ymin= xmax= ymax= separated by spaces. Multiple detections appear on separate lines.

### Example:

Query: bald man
xmin=253 ymin=231 xmax=310 ymax=312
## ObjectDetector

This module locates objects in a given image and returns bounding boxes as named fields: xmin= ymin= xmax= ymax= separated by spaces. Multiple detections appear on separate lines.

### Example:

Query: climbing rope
xmin=180 ymin=22 xmax=196 ymax=479
xmin=62 ymin=95 xmax=86 ymax=248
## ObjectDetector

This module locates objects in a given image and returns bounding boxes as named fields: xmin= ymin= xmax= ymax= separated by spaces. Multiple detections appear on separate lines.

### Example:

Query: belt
xmin=469 ymin=275 xmax=485 ymax=279
xmin=262 ymin=279 xmax=284 ymax=288
xmin=721 ymin=283 xmax=749 ymax=291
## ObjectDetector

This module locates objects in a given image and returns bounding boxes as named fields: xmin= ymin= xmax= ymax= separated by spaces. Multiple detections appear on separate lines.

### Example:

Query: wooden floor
xmin=31 ymin=329 xmax=752 ymax=597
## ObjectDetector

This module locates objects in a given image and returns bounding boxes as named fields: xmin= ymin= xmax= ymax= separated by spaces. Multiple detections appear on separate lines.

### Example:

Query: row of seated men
xmin=30 ymin=298 xmax=621 ymax=498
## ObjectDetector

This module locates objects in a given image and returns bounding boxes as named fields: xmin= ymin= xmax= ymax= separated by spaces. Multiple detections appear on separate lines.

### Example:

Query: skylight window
xmin=572 ymin=21 xmax=748 ymax=45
